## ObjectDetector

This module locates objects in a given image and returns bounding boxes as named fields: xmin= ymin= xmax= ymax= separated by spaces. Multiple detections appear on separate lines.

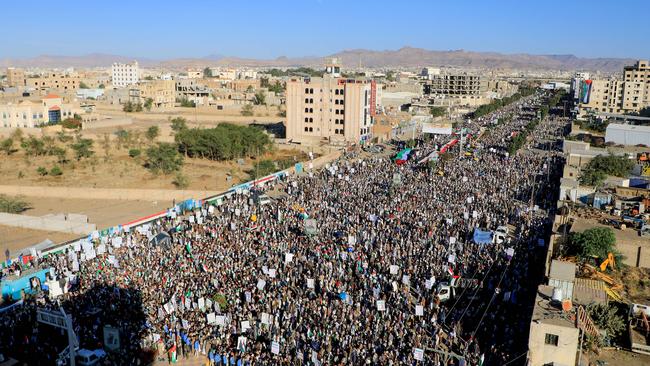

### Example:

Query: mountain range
xmin=0 ymin=47 xmax=640 ymax=72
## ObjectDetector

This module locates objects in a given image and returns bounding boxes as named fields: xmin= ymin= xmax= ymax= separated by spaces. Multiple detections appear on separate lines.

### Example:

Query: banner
xmin=473 ymin=228 xmax=493 ymax=244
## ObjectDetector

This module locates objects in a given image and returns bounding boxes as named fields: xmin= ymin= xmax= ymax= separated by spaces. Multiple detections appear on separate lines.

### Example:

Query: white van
xmin=76 ymin=349 xmax=106 ymax=366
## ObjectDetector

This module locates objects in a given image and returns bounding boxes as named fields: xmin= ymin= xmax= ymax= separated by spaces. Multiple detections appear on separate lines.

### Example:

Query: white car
xmin=76 ymin=349 xmax=107 ymax=366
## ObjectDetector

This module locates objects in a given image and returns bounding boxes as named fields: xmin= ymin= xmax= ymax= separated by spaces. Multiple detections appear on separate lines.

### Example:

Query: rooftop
xmin=43 ymin=93 xmax=61 ymax=99
xmin=531 ymin=285 xmax=577 ymax=328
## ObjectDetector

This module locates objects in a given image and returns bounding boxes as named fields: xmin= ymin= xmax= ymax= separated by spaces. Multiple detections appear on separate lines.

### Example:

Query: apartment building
xmin=576 ymin=60 xmax=650 ymax=116
xmin=111 ymin=61 xmax=140 ymax=87
xmin=24 ymin=72 xmax=81 ymax=91
xmin=0 ymin=94 xmax=80 ymax=128
xmin=286 ymin=62 xmax=380 ymax=144
xmin=137 ymin=79 xmax=176 ymax=108
xmin=186 ymin=69 xmax=203 ymax=79
xmin=423 ymin=73 xmax=487 ymax=96
xmin=6 ymin=67 xmax=25 ymax=87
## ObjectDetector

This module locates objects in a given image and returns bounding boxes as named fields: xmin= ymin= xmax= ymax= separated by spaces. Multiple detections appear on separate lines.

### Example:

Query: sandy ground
xmin=581 ymin=348 xmax=650 ymax=366
xmin=1 ymin=226 xmax=77 ymax=256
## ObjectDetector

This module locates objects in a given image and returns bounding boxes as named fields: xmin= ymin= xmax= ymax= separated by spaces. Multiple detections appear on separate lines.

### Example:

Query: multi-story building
xmin=423 ymin=73 xmax=487 ymax=96
xmin=111 ymin=61 xmax=140 ymax=87
xmin=6 ymin=67 xmax=25 ymax=87
xmin=285 ymin=60 xmax=380 ymax=144
xmin=186 ymin=69 xmax=203 ymax=79
xmin=138 ymin=80 xmax=176 ymax=108
xmin=576 ymin=60 xmax=650 ymax=116
xmin=176 ymin=79 xmax=211 ymax=105
xmin=0 ymin=94 xmax=80 ymax=128
xmin=24 ymin=72 xmax=81 ymax=92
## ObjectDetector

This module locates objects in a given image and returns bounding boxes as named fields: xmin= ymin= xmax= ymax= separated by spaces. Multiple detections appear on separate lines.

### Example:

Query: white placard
xmin=97 ymin=244 xmax=106 ymax=255
xmin=268 ymin=269 xmax=276 ymax=278
xmin=377 ymin=300 xmax=386 ymax=311
xmin=447 ymin=254 xmax=456 ymax=264
xmin=285 ymin=253 xmax=294 ymax=263
xmin=413 ymin=348 xmax=424 ymax=361
xmin=271 ymin=341 xmax=280 ymax=355
xmin=307 ymin=278 xmax=315 ymax=289
xmin=425 ymin=279 xmax=433 ymax=290
xmin=449 ymin=237 xmax=456 ymax=244
xmin=198 ymin=297 xmax=205 ymax=311
xmin=245 ymin=291 xmax=252 ymax=303
xmin=261 ymin=313 xmax=271 ymax=325
xmin=257 ymin=279 xmax=266 ymax=290
xmin=390 ymin=265 xmax=399 ymax=275
xmin=241 ymin=320 xmax=251 ymax=333
xmin=215 ymin=315 xmax=226 ymax=326
xmin=401 ymin=275 xmax=410 ymax=285
xmin=207 ymin=313 xmax=216 ymax=324
xmin=415 ymin=305 xmax=424 ymax=316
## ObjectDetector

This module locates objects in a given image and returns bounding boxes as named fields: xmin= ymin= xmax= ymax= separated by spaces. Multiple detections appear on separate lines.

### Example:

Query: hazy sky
xmin=1 ymin=0 xmax=648 ymax=59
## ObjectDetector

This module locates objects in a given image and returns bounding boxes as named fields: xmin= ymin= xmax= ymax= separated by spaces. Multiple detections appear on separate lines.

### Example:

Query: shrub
xmin=36 ymin=167 xmax=48 ymax=176
xmin=146 ymin=143 xmax=183 ymax=174
xmin=128 ymin=148 xmax=141 ymax=158
xmin=50 ymin=165 xmax=63 ymax=176
xmin=172 ymin=172 xmax=190 ymax=189
xmin=0 ymin=194 xmax=30 ymax=213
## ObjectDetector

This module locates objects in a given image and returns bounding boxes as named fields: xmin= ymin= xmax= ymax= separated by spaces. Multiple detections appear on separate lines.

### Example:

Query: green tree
xmin=49 ymin=165 xmax=63 ymax=176
xmin=0 ymin=138 xmax=14 ymax=155
xmin=56 ymin=131 xmax=73 ymax=143
xmin=170 ymin=117 xmax=188 ymax=133
xmin=0 ymin=195 xmax=30 ymax=213
xmin=268 ymin=81 xmax=284 ymax=94
xmin=579 ymin=154 xmax=634 ymax=186
xmin=98 ymin=83 xmax=105 ymax=89
xmin=567 ymin=227 xmax=618 ymax=262
xmin=251 ymin=160 xmax=277 ymax=178
xmin=146 ymin=143 xmax=183 ymax=174
xmin=144 ymin=76 xmax=154 ymax=81
xmin=203 ymin=67 xmax=212 ymax=78
xmin=146 ymin=125 xmax=160 ymax=143
xmin=430 ymin=106 xmax=446 ymax=118
xmin=123 ymin=101 xmax=134 ymax=112
xmin=36 ymin=166 xmax=48 ymax=176
xmin=175 ymin=123 xmax=272 ymax=161
xmin=241 ymin=104 xmax=254 ymax=116
xmin=52 ymin=147 xmax=67 ymax=164
xmin=253 ymin=91 xmax=266 ymax=105
xmin=586 ymin=303 xmax=626 ymax=345
xmin=179 ymin=98 xmax=196 ymax=108
xmin=21 ymin=136 xmax=46 ymax=156
xmin=70 ymin=138 xmax=94 ymax=160
xmin=79 ymin=81 xmax=89 ymax=89
xmin=144 ymin=98 xmax=153 ymax=111
xmin=245 ymin=85 xmax=255 ymax=93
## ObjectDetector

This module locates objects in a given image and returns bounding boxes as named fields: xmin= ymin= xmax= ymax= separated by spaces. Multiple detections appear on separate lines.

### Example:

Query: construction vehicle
xmin=599 ymin=252 xmax=616 ymax=272
xmin=623 ymin=215 xmax=645 ymax=229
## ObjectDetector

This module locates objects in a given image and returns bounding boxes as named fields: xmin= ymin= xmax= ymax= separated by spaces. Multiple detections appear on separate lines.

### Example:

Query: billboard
xmin=370 ymin=80 xmax=377 ymax=117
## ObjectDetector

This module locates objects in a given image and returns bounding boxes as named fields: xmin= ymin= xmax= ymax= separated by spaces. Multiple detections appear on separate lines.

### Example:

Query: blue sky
xmin=1 ymin=0 xmax=648 ymax=60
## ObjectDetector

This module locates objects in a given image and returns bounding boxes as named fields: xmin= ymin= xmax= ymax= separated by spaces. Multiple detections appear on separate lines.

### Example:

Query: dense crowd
xmin=0 ymin=92 xmax=567 ymax=365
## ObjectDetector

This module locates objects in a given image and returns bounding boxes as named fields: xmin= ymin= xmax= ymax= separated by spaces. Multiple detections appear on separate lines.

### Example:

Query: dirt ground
xmin=581 ymin=348 xmax=650 ymax=366
xmin=0 ymin=131 xmax=307 ymax=192
xmin=1 ymin=226 xmax=77 ymax=256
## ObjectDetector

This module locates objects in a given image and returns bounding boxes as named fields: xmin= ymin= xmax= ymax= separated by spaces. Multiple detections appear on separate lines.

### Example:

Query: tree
xmin=172 ymin=172 xmax=190 ymax=189
xmin=253 ymin=91 xmax=266 ymax=105
xmin=36 ymin=167 xmax=48 ymax=176
xmin=567 ymin=227 xmax=618 ymax=262
xmin=579 ymin=154 xmax=634 ymax=186
xmin=203 ymin=67 xmax=212 ymax=78
xmin=52 ymin=147 xmax=67 ymax=164
xmin=245 ymin=85 xmax=255 ymax=93
xmin=61 ymin=117 xmax=82 ymax=129
xmin=146 ymin=126 xmax=160 ymax=143
xmin=430 ymin=106 xmax=446 ymax=118
xmin=71 ymin=138 xmax=94 ymax=160
xmin=0 ymin=138 xmax=14 ymax=155
xmin=144 ymin=98 xmax=153 ymax=111
xmin=56 ymin=131 xmax=72 ymax=143
xmin=175 ymin=123 xmax=272 ymax=161
xmin=170 ymin=117 xmax=188 ymax=133
xmin=241 ymin=104 xmax=254 ymax=116
xmin=21 ymin=136 xmax=46 ymax=156
xmin=98 ymin=84 xmax=105 ymax=89
xmin=179 ymin=98 xmax=195 ymax=108
xmin=268 ymin=81 xmax=284 ymax=94
xmin=0 ymin=195 xmax=30 ymax=213
xmin=79 ymin=81 xmax=89 ymax=89
xmin=586 ymin=303 xmax=626 ymax=345
xmin=49 ymin=165 xmax=63 ymax=176
xmin=146 ymin=143 xmax=183 ymax=174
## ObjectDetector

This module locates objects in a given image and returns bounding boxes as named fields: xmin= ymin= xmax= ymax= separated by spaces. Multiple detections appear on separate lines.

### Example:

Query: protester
xmin=0 ymin=92 xmax=566 ymax=365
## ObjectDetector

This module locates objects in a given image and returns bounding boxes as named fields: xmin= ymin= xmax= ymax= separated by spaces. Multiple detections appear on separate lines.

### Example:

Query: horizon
xmin=1 ymin=0 xmax=648 ymax=60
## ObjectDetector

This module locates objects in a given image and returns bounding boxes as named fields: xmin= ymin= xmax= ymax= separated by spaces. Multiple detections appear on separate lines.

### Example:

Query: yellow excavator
xmin=600 ymin=252 xmax=616 ymax=272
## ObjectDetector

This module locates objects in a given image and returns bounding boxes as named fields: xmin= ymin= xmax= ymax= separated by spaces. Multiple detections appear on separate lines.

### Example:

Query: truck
xmin=435 ymin=278 xmax=482 ymax=302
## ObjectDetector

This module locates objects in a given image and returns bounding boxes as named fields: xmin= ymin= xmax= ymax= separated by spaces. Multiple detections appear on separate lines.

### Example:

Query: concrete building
xmin=111 ymin=61 xmax=140 ymax=87
xmin=605 ymin=123 xmax=650 ymax=146
xmin=24 ymin=72 xmax=81 ymax=92
xmin=6 ymin=67 xmax=25 ymax=87
xmin=576 ymin=60 xmax=650 ymax=116
xmin=76 ymin=88 xmax=105 ymax=100
xmin=285 ymin=61 xmax=380 ymax=144
xmin=176 ymin=79 xmax=211 ymax=105
xmin=527 ymin=285 xmax=580 ymax=366
xmin=138 ymin=80 xmax=176 ymax=108
xmin=186 ymin=69 xmax=203 ymax=79
xmin=0 ymin=94 xmax=80 ymax=128
xmin=423 ymin=73 xmax=487 ymax=97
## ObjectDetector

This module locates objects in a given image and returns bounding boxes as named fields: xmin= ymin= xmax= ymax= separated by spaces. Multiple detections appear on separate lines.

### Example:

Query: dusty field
xmin=1 ymin=226 xmax=77 ymax=256
xmin=582 ymin=348 xmax=650 ymax=366
xmin=0 ymin=132 xmax=307 ymax=192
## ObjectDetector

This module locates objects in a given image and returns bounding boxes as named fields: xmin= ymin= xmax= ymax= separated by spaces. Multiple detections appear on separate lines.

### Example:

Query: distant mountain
xmin=0 ymin=47 xmax=641 ymax=72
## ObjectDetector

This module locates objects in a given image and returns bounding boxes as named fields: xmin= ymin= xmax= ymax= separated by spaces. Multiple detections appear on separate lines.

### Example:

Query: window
xmin=335 ymin=129 xmax=339 ymax=134
xmin=309 ymin=108 xmax=313 ymax=113
xmin=310 ymin=98 xmax=313 ymax=103
xmin=309 ymin=127 xmax=313 ymax=132
xmin=305 ymin=88 xmax=309 ymax=94
xmin=305 ymin=117 xmax=309 ymax=123
xmin=304 ymin=127 xmax=309 ymax=132
xmin=305 ymin=98 xmax=309 ymax=103
xmin=309 ymin=88 xmax=314 ymax=94
xmin=309 ymin=117 xmax=313 ymax=123
xmin=305 ymin=108 xmax=309 ymax=113
xmin=544 ymin=333 xmax=559 ymax=346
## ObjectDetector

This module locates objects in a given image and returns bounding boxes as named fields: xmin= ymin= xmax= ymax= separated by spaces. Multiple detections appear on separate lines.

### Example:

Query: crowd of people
xmin=0 ymin=91 xmax=568 ymax=365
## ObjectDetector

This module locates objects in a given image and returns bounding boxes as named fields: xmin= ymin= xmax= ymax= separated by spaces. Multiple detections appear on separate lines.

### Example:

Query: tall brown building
xmin=285 ymin=60 xmax=380 ymax=144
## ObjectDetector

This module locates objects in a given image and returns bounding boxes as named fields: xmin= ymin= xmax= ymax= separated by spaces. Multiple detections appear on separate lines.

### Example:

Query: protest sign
xmin=413 ymin=348 xmax=424 ymax=361
xmin=307 ymin=278 xmax=315 ymax=289
xmin=257 ymin=279 xmax=266 ymax=290
xmin=390 ymin=265 xmax=399 ymax=275
xmin=261 ymin=313 xmax=271 ymax=325
xmin=415 ymin=305 xmax=424 ymax=316
xmin=271 ymin=341 xmax=280 ymax=355
xmin=207 ymin=313 xmax=216 ymax=325
xmin=377 ymin=300 xmax=386 ymax=311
